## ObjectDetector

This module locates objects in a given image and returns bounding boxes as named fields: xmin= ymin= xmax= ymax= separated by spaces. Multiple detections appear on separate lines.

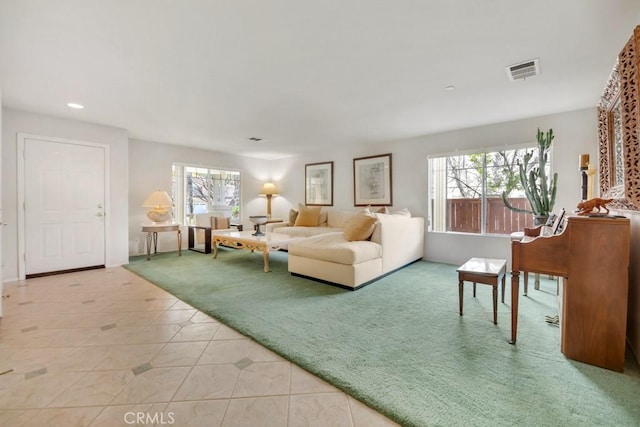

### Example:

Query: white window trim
xmin=426 ymin=141 xmax=537 ymax=160
xmin=172 ymin=162 xmax=242 ymax=225
xmin=427 ymin=142 xmax=546 ymax=236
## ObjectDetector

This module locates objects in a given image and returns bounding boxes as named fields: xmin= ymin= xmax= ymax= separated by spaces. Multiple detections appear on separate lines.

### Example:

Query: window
xmin=172 ymin=164 xmax=241 ymax=225
xmin=428 ymin=146 xmax=542 ymax=235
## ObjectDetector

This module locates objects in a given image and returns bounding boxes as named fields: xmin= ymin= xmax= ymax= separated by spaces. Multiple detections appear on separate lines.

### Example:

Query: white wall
xmin=128 ymin=139 xmax=272 ymax=255
xmin=2 ymin=108 xmax=129 ymax=282
xmin=270 ymin=108 xmax=598 ymax=266
xmin=2 ymin=106 xmax=598 ymax=275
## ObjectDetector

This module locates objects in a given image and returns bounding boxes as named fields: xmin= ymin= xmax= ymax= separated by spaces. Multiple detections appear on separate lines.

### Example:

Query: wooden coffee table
xmin=211 ymin=231 xmax=301 ymax=272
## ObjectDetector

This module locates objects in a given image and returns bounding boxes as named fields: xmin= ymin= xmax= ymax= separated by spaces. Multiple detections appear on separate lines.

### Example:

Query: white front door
xmin=24 ymin=138 xmax=106 ymax=275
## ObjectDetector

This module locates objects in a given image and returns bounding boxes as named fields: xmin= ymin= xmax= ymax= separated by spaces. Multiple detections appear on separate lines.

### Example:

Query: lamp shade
xmin=142 ymin=190 xmax=173 ymax=208
xmin=143 ymin=190 xmax=173 ymax=223
xmin=261 ymin=182 xmax=278 ymax=195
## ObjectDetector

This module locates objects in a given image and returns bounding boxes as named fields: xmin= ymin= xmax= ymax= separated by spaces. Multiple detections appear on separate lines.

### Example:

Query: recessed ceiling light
xmin=67 ymin=102 xmax=84 ymax=109
xmin=444 ymin=86 xmax=456 ymax=91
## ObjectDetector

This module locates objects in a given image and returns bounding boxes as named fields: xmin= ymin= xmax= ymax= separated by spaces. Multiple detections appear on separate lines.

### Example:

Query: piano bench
xmin=457 ymin=258 xmax=507 ymax=325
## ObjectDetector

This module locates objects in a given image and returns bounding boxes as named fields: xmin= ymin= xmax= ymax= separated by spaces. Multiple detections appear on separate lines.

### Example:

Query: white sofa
xmin=267 ymin=209 xmax=425 ymax=289
xmin=265 ymin=209 xmax=356 ymax=237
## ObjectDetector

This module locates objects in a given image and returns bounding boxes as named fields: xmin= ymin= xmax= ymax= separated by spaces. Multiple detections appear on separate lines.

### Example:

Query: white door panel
xmin=25 ymin=138 xmax=105 ymax=275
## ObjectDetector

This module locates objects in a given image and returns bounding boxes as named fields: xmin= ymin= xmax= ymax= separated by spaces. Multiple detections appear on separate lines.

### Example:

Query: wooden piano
xmin=510 ymin=215 xmax=630 ymax=371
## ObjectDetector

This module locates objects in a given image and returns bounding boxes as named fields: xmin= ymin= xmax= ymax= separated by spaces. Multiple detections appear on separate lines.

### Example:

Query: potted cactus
xmin=502 ymin=128 xmax=558 ymax=225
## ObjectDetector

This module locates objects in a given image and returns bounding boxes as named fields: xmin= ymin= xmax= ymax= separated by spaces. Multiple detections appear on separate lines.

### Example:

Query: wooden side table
xmin=187 ymin=225 xmax=212 ymax=254
xmin=142 ymin=223 xmax=182 ymax=260
xmin=188 ymin=223 xmax=244 ymax=254
xmin=457 ymin=258 xmax=506 ymax=325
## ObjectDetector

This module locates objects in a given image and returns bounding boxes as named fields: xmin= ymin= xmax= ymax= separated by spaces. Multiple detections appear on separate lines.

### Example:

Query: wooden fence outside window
xmin=446 ymin=197 xmax=535 ymax=234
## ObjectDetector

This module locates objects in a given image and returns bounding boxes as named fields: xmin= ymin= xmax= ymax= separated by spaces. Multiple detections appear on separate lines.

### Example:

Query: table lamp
xmin=143 ymin=190 xmax=174 ymax=223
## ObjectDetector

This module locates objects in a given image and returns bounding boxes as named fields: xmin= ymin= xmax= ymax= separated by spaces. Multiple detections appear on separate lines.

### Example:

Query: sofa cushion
xmin=327 ymin=210 xmax=358 ymax=228
xmin=213 ymin=217 xmax=230 ymax=229
xmin=273 ymin=226 xmax=342 ymax=238
xmin=343 ymin=210 xmax=377 ymax=241
xmin=318 ymin=210 xmax=328 ymax=226
xmin=294 ymin=204 xmax=321 ymax=226
xmin=288 ymin=209 xmax=299 ymax=226
xmin=290 ymin=207 xmax=327 ymax=226
xmin=390 ymin=208 xmax=411 ymax=217
xmin=289 ymin=233 xmax=382 ymax=265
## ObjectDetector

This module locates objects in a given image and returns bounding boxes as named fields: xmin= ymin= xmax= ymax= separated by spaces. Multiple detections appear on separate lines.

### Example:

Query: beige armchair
xmin=187 ymin=214 xmax=235 ymax=254
xmin=194 ymin=213 xmax=232 ymax=243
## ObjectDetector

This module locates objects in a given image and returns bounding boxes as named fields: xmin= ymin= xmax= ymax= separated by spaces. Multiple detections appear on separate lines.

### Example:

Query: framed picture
xmin=305 ymin=161 xmax=334 ymax=206
xmin=597 ymin=52 xmax=640 ymax=211
xmin=353 ymin=153 xmax=392 ymax=206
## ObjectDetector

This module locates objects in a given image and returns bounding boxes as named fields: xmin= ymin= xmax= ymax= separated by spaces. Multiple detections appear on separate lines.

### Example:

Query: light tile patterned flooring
xmin=0 ymin=267 xmax=398 ymax=427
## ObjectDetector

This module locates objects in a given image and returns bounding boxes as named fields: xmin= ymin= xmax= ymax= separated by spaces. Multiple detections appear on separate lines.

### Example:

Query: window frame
xmin=172 ymin=162 xmax=242 ymax=225
xmin=427 ymin=142 xmax=542 ymax=236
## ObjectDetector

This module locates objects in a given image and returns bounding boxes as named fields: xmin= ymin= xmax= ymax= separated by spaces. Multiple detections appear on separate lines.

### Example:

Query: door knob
xmin=96 ymin=212 xmax=104 ymax=217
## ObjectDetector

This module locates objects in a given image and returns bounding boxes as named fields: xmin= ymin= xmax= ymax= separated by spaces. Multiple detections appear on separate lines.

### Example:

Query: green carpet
xmin=125 ymin=249 xmax=640 ymax=427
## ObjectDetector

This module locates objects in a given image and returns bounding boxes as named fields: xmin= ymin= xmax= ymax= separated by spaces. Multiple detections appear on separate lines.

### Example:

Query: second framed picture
xmin=305 ymin=161 xmax=334 ymax=206
xmin=353 ymin=153 xmax=392 ymax=206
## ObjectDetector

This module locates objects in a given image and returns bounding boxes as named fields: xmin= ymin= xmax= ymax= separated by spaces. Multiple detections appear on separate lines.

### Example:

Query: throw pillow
xmin=318 ymin=210 xmax=328 ymax=226
xmin=294 ymin=204 xmax=321 ymax=227
xmin=390 ymin=208 xmax=411 ymax=217
xmin=288 ymin=209 xmax=299 ymax=226
xmin=344 ymin=211 xmax=377 ymax=241
xmin=376 ymin=206 xmax=390 ymax=214
xmin=214 ymin=217 xmax=230 ymax=229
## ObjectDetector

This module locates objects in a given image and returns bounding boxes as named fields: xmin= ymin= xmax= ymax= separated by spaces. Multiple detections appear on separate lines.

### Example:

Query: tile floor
xmin=0 ymin=267 xmax=398 ymax=427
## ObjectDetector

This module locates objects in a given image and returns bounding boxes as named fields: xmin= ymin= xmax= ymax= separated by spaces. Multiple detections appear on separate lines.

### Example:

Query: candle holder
xmin=579 ymin=154 xmax=589 ymax=201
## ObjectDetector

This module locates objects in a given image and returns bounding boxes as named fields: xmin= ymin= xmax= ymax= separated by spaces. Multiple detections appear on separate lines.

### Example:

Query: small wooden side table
xmin=457 ymin=258 xmax=506 ymax=325
xmin=187 ymin=225 xmax=212 ymax=254
xmin=142 ymin=223 xmax=182 ymax=260
xmin=188 ymin=223 xmax=244 ymax=254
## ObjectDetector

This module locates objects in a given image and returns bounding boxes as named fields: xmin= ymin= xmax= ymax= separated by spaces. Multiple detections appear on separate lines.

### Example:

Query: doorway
xmin=17 ymin=134 xmax=109 ymax=278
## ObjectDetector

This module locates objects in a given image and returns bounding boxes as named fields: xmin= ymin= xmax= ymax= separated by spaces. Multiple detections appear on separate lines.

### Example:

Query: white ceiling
xmin=1 ymin=1 xmax=639 ymax=159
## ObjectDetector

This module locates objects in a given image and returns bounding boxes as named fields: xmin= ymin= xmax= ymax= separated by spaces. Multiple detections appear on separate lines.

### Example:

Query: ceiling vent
xmin=506 ymin=58 xmax=540 ymax=81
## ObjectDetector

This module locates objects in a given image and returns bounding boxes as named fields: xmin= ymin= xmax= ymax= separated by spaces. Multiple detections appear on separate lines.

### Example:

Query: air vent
xmin=506 ymin=58 xmax=540 ymax=81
